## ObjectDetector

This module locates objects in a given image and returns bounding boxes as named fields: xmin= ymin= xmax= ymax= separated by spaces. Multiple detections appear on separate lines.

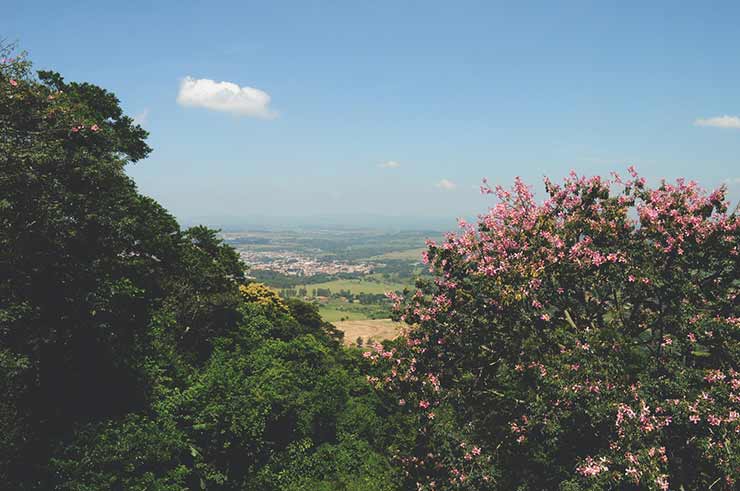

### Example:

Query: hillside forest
xmin=1 ymin=48 xmax=738 ymax=490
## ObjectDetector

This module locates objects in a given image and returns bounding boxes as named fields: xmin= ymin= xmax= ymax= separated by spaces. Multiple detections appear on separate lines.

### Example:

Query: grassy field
xmin=304 ymin=274 xmax=414 ymax=322
xmin=319 ymin=306 xmax=372 ymax=322
xmin=318 ymin=301 xmax=390 ymax=322
xmin=299 ymin=276 xmax=411 ymax=295
xmin=369 ymin=247 xmax=426 ymax=261
xmin=332 ymin=319 xmax=403 ymax=346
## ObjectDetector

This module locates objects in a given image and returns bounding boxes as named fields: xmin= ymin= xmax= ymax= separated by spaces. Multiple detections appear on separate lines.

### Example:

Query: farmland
xmin=318 ymin=301 xmax=391 ymax=322
xmin=298 ymin=274 xmax=411 ymax=296
xmin=225 ymin=228 xmax=437 ymax=321
xmin=369 ymin=247 xmax=426 ymax=261
xmin=332 ymin=319 xmax=404 ymax=346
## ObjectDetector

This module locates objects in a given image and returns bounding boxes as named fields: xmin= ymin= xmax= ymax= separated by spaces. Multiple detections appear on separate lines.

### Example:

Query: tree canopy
xmin=2 ymin=45 xmax=738 ymax=491
xmin=0 ymin=47 xmax=404 ymax=490
xmin=366 ymin=171 xmax=739 ymax=490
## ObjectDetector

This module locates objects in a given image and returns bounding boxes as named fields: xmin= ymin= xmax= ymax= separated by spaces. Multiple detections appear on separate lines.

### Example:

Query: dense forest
xmin=0 ymin=48 xmax=410 ymax=490
xmin=2 ymin=48 xmax=738 ymax=490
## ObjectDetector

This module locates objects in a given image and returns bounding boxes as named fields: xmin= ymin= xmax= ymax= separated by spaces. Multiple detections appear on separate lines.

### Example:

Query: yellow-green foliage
xmin=240 ymin=283 xmax=289 ymax=314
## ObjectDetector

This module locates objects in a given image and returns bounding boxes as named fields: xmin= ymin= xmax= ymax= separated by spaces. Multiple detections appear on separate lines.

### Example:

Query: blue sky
xmin=4 ymin=1 xmax=739 ymax=228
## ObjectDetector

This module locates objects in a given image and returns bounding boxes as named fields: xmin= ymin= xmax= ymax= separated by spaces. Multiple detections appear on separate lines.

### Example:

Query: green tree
xmin=1 ymin=48 xmax=405 ymax=491
xmin=0 ymin=47 xmax=244 ymax=485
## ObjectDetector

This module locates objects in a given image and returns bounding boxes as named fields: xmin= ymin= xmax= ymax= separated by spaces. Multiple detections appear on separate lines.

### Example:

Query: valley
xmin=223 ymin=227 xmax=440 ymax=342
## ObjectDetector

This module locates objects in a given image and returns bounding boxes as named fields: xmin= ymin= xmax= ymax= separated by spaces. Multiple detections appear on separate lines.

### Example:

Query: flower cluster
xmin=367 ymin=170 xmax=739 ymax=490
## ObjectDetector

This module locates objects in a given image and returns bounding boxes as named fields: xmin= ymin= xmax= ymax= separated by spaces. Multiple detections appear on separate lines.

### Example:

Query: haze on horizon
xmin=4 ymin=1 xmax=740 ymax=228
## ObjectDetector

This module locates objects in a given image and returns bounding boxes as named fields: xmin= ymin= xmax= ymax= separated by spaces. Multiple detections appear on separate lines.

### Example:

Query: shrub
xmin=239 ymin=283 xmax=290 ymax=315
xmin=366 ymin=170 xmax=739 ymax=490
xmin=50 ymin=414 xmax=190 ymax=491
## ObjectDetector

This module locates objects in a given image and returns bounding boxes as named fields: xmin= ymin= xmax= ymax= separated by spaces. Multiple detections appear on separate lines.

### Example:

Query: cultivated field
xmin=369 ymin=247 xmax=426 ymax=261
xmin=332 ymin=319 xmax=404 ymax=346
xmin=299 ymin=275 xmax=411 ymax=295
xmin=318 ymin=304 xmax=380 ymax=322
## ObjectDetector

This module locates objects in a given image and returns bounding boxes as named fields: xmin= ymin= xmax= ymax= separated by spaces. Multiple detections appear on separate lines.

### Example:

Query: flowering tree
xmin=366 ymin=170 xmax=739 ymax=490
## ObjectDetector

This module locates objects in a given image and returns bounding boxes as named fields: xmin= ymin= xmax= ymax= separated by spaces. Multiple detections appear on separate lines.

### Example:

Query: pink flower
xmin=398 ymin=399 xmax=406 ymax=406
xmin=90 ymin=124 xmax=100 ymax=132
xmin=419 ymin=400 xmax=430 ymax=409
xmin=9 ymin=79 xmax=18 ymax=86
xmin=656 ymin=475 xmax=669 ymax=491
xmin=704 ymin=369 xmax=726 ymax=383
xmin=625 ymin=466 xmax=640 ymax=483
xmin=576 ymin=457 xmax=608 ymax=477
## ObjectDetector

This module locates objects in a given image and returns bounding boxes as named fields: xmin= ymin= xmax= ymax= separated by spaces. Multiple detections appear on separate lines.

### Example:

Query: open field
xmin=320 ymin=305 xmax=376 ymax=322
xmin=318 ymin=299 xmax=390 ymax=322
xmin=369 ymin=247 xmax=426 ymax=261
xmin=299 ymin=276 xmax=411 ymax=295
xmin=332 ymin=319 xmax=404 ymax=346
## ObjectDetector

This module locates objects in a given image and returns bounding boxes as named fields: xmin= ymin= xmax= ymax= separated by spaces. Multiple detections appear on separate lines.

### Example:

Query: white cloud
xmin=379 ymin=160 xmax=400 ymax=169
xmin=436 ymin=179 xmax=457 ymax=190
xmin=694 ymin=115 xmax=740 ymax=129
xmin=133 ymin=108 xmax=149 ymax=126
xmin=176 ymin=76 xmax=277 ymax=118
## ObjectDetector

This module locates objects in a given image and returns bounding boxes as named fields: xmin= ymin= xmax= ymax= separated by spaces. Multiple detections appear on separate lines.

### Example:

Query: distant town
xmin=238 ymin=249 xmax=378 ymax=277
